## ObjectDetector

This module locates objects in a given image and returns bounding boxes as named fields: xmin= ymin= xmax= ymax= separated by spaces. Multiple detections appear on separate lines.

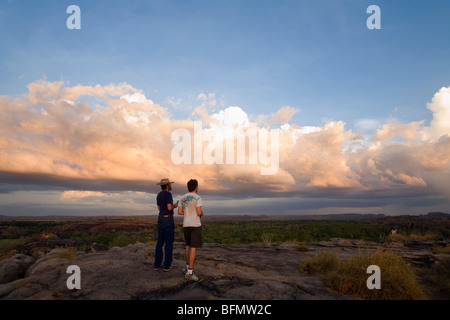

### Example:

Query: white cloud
xmin=166 ymin=96 xmax=181 ymax=108
xmin=354 ymin=118 xmax=379 ymax=133
xmin=211 ymin=106 xmax=250 ymax=129
xmin=197 ymin=92 xmax=217 ymax=107
xmin=271 ymin=106 xmax=300 ymax=124
xmin=0 ymin=80 xmax=449 ymax=210
xmin=423 ymin=86 xmax=450 ymax=141
xmin=61 ymin=190 xmax=109 ymax=200
xmin=120 ymin=92 xmax=153 ymax=105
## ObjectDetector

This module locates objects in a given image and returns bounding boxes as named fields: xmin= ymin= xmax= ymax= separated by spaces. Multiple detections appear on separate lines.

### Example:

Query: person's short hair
xmin=187 ymin=179 xmax=198 ymax=192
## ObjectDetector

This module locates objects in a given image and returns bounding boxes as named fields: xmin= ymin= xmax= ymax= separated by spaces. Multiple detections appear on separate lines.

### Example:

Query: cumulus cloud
xmin=270 ymin=106 xmax=300 ymax=124
xmin=423 ymin=86 xmax=450 ymax=141
xmin=372 ymin=121 xmax=424 ymax=142
xmin=0 ymin=80 xmax=449 ymax=210
xmin=258 ymin=105 xmax=300 ymax=126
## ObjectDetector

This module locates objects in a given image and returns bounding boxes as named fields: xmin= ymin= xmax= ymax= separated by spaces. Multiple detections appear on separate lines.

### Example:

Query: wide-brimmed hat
xmin=156 ymin=178 xmax=174 ymax=185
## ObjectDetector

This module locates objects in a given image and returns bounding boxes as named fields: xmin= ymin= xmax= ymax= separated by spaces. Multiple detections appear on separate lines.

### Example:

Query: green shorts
xmin=183 ymin=226 xmax=203 ymax=248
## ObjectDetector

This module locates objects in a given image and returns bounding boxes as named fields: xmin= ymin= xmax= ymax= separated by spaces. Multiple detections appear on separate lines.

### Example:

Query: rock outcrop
xmin=0 ymin=241 xmax=348 ymax=300
xmin=0 ymin=254 xmax=35 ymax=284
xmin=0 ymin=239 xmax=447 ymax=300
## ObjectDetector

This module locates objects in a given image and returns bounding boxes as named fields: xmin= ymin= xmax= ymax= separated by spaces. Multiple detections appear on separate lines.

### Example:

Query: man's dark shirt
xmin=157 ymin=190 xmax=174 ymax=216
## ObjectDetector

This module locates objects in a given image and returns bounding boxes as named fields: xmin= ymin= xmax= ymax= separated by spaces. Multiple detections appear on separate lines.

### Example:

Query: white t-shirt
xmin=180 ymin=192 xmax=203 ymax=227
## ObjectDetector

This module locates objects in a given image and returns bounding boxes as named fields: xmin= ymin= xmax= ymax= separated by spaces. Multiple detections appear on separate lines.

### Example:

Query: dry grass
xmin=0 ymin=238 xmax=25 ymax=260
xmin=56 ymin=247 xmax=78 ymax=261
xmin=384 ymin=233 xmax=436 ymax=243
xmin=300 ymin=251 xmax=339 ymax=274
xmin=261 ymin=233 xmax=274 ymax=246
xmin=294 ymin=244 xmax=310 ymax=252
xmin=432 ymin=245 xmax=450 ymax=254
xmin=299 ymin=249 xmax=428 ymax=300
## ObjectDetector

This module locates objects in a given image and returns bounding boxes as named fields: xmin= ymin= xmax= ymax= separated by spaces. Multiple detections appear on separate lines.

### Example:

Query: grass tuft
xmin=300 ymin=249 xmax=428 ymax=300
xmin=56 ymin=247 xmax=78 ymax=261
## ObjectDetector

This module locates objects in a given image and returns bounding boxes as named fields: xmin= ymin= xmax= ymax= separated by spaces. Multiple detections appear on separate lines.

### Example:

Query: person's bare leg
xmin=189 ymin=247 xmax=197 ymax=269
xmin=185 ymin=246 xmax=199 ymax=281
xmin=185 ymin=245 xmax=190 ymax=267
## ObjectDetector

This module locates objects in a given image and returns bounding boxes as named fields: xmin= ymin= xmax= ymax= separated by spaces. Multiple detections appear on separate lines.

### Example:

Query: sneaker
xmin=154 ymin=266 xmax=161 ymax=271
xmin=163 ymin=265 xmax=173 ymax=272
xmin=185 ymin=272 xmax=199 ymax=282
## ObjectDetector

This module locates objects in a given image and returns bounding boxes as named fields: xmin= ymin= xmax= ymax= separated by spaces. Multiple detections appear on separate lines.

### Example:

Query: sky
xmin=0 ymin=0 xmax=449 ymax=216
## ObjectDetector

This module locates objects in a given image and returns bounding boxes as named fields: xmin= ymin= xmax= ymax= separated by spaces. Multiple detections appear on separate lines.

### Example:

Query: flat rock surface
xmin=0 ymin=239 xmax=446 ymax=300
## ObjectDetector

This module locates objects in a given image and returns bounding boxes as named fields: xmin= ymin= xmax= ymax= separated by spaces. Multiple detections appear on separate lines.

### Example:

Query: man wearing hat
xmin=154 ymin=178 xmax=178 ymax=271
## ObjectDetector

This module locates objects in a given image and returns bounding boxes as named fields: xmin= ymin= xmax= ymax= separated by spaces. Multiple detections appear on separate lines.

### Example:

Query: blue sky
xmin=1 ymin=0 xmax=449 ymax=127
xmin=0 ymin=0 xmax=450 ymax=216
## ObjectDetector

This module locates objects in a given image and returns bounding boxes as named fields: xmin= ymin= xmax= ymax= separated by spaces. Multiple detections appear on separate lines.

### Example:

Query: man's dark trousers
xmin=154 ymin=215 xmax=175 ymax=269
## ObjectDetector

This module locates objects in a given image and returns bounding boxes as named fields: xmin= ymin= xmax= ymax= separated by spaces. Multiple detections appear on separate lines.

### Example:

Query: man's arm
xmin=196 ymin=206 xmax=204 ymax=217
xmin=178 ymin=205 xmax=184 ymax=215
xmin=167 ymin=193 xmax=175 ymax=211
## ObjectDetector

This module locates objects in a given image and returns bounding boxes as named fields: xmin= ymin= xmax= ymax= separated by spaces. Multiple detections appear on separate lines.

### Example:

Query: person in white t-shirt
xmin=178 ymin=179 xmax=204 ymax=281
